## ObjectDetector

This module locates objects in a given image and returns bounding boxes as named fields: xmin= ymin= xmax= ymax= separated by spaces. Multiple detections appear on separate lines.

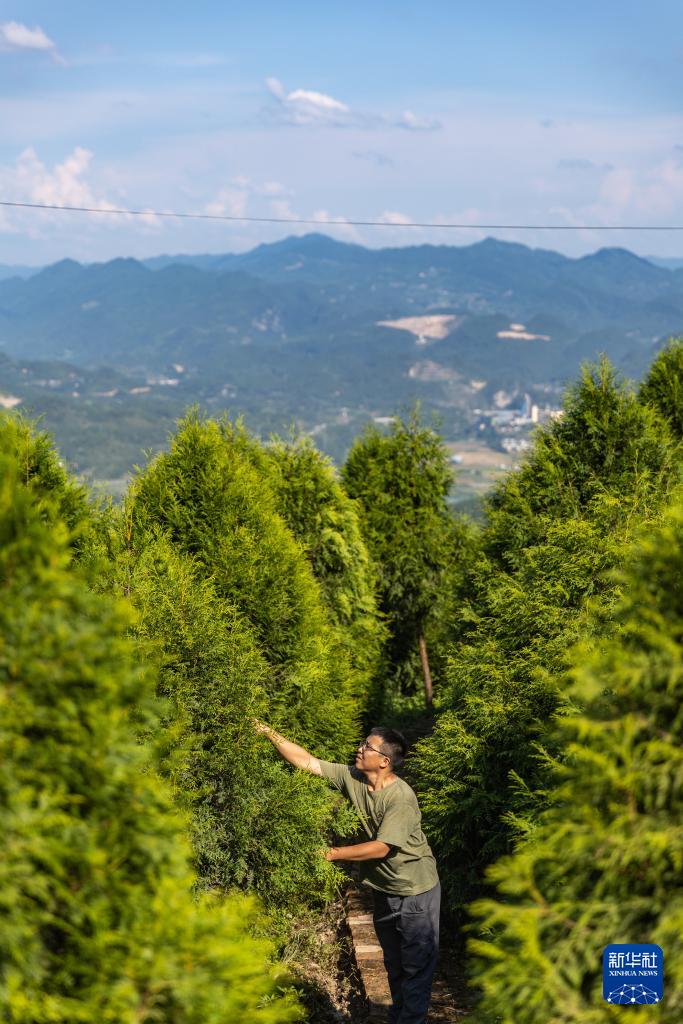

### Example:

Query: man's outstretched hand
xmin=252 ymin=719 xmax=323 ymax=776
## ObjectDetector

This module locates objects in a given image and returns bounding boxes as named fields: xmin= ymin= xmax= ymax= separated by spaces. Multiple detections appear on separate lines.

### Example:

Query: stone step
xmin=344 ymin=884 xmax=471 ymax=1022
xmin=345 ymin=885 xmax=393 ymax=1018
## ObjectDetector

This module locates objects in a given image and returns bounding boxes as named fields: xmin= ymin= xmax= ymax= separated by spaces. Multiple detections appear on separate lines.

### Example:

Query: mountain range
xmin=0 ymin=234 xmax=682 ymax=481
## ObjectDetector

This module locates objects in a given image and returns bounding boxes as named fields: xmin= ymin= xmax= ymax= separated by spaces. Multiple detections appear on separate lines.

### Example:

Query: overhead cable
xmin=0 ymin=199 xmax=682 ymax=231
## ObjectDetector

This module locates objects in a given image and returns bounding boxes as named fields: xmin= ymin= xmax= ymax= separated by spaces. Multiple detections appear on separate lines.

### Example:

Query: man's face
xmin=355 ymin=734 xmax=388 ymax=770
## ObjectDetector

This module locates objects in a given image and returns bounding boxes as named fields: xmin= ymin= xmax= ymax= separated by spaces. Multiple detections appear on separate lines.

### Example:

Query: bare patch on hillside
xmin=0 ymin=393 xmax=21 ymax=409
xmin=377 ymin=314 xmax=462 ymax=344
xmin=497 ymin=322 xmax=551 ymax=341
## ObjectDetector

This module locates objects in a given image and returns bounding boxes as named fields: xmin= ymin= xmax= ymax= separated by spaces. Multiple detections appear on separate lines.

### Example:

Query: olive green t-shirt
xmin=319 ymin=760 xmax=439 ymax=896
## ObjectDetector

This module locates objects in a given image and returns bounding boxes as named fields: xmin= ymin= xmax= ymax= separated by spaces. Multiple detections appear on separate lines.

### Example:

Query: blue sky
xmin=2 ymin=1 xmax=683 ymax=263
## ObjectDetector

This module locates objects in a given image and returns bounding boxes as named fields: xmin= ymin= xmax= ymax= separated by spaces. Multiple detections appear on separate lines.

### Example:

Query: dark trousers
xmin=372 ymin=882 xmax=440 ymax=1024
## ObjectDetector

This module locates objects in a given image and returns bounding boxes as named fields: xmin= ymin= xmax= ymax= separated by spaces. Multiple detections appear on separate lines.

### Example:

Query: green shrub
xmin=469 ymin=495 xmax=683 ymax=1023
xmin=0 ymin=412 xmax=94 ymax=536
xmin=120 ymin=531 xmax=355 ymax=906
xmin=248 ymin=432 xmax=386 ymax=717
xmin=485 ymin=358 xmax=678 ymax=566
xmin=0 ymin=448 xmax=301 ymax=1024
xmin=342 ymin=410 xmax=458 ymax=703
xmin=414 ymin=360 xmax=681 ymax=913
xmin=640 ymin=336 xmax=683 ymax=439
xmin=114 ymin=413 xmax=363 ymax=907
xmin=127 ymin=412 xmax=359 ymax=754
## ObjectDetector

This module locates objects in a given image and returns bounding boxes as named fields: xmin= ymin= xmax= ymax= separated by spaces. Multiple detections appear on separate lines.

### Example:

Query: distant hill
xmin=0 ymin=235 xmax=682 ymax=479
xmin=0 ymin=262 xmax=42 ymax=282
xmin=2 ymin=236 xmax=682 ymax=371
xmin=646 ymin=256 xmax=683 ymax=271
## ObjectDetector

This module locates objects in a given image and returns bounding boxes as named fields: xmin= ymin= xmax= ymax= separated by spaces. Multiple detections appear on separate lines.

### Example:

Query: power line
xmin=1 ymin=199 xmax=683 ymax=231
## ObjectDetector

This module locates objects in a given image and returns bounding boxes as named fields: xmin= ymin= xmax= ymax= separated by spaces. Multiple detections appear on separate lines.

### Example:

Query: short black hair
xmin=369 ymin=726 xmax=408 ymax=770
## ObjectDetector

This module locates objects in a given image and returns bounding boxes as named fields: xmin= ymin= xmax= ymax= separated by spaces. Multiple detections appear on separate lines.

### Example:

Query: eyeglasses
xmin=357 ymin=739 xmax=386 ymax=757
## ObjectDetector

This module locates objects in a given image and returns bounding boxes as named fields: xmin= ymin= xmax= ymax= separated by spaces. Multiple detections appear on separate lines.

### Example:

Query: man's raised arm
xmin=253 ymin=719 xmax=323 ymax=775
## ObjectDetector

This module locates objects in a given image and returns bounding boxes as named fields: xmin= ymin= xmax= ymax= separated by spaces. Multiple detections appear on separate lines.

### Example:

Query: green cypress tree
xmin=485 ymin=358 xmax=677 ymax=565
xmin=119 ymin=531 xmax=355 ymax=907
xmin=248 ymin=432 xmax=386 ymax=716
xmin=0 ymin=449 xmax=301 ymax=1023
xmin=117 ymin=413 xmax=361 ymax=910
xmin=639 ymin=336 xmax=683 ymax=439
xmin=0 ymin=412 xmax=94 ymax=536
xmin=127 ymin=411 xmax=359 ymax=755
xmin=414 ymin=359 xmax=681 ymax=913
xmin=342 ymin=410 xmax=457 ymax=706
xmin=469 ymin=495 xmax=683 ymax=1023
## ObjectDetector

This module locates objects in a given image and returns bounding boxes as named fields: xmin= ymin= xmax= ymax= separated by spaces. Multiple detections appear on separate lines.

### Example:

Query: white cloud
xmin=544 ymin=154 xmax=683 ymax=232
xmin=596 ymin=159 xmax=683 ymax=219
xmin=265 ymin=76 xmax=286 ymax=100
xmin=205 ymin=184 xmax=249 ymax=219
xmin=0 ymin=21 xmax=53 ymax=50
xmin=376 ymin=207 xmax=485 ymax=243
xmin=20 ymin=147 xmax=118 ymax=212
xmin=259 ymin=197 xmax=361 ymax=241
xmin=0 ymin=147 xmax=159 ymax=235
xmin=0 ymin=21 xmax=64 ymax=63
xmin=379 ymin=210 xmax=413 ymax=225
xmin=269 ymin=199 xmax=298 ymax=221
xmin=288 ymin=89 xmax=349 ymax=114
xmin=264 ymin=77 xmax=440 ymax=132
xmin=309 ymin=208 xmax=361 ymax=241
xmin=205 ymin=178 xmax=291 ymax=218
xmin=266 ymin=77 xmax=351 ymax=126
xmin=395 ymin=110 xmax=441 ymax=132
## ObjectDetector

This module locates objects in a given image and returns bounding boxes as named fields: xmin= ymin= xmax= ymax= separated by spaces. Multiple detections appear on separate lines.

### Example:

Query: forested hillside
xmin=2 ymin=340 xmax=683 ymax=1021
xmin=1 ymin=234 xmax=682 ymax=479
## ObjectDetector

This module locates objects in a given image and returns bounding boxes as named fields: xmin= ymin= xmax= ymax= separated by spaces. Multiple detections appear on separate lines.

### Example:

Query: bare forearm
xmin=326 ymin=840 xmax=391 ymax=862
xmin=254 ymin=720 xmax=322 ymax=775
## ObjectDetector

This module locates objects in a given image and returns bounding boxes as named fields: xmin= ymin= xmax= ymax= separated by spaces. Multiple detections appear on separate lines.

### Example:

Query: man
xmin=254 ymin=719 xmax=440 ymax=1024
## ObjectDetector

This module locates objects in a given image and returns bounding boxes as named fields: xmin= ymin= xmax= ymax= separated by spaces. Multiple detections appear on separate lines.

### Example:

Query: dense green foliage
xmin=118 ymin=531 xmax=356 ymax=907
xmin=0 ymin=412 xmax=94 ymax=536
xmin=247 ymin=433 xmax=386 ymax=716
xmin=342 ymin=411 xmax=458 ymax=700
xmin=114 ymin=414 xmax=362 ymax=906
xmin=640 ymin=337 xmax=683 ymax=439
xmin=128 ymin=412 xmax=359 ymax=751
xmin=484 ymin=357 xmax=677 ymax=562
xmin=9 ymin=335 xmax=683 ymax=1019
xmin=469 ymin=497 xmax=683 ymax=1022
xmin=0 ymin=436 xmax=301 ymax=1023
xmin=414 ymin=360 xmax=681 ymax=911
xmin=259 ymin=437 xmax=380 ymax=630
